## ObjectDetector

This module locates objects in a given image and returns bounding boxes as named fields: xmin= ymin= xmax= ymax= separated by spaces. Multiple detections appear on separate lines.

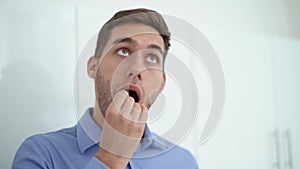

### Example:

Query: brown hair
xmin=94 ymin=8 xmax=171 ymax=64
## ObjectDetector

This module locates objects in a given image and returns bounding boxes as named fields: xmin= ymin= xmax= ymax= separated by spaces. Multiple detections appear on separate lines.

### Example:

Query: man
xmin=12 ymin=8 xmax=199 ymax=169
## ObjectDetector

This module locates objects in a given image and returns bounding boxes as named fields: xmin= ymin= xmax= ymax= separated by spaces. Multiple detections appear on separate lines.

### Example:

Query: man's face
xmin=90 ymin=23 xmax=166 ymax=115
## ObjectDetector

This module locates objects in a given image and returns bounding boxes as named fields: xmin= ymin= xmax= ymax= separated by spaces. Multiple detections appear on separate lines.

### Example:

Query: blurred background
xmin=0 ymin=0 xmax=299 ymax=169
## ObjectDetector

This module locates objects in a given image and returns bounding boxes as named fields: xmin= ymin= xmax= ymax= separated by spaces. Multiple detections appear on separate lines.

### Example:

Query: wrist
xmin=95 ymin=148 xmax=130 ymax=169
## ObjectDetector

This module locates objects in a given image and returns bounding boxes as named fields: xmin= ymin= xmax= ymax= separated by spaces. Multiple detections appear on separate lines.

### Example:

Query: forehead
xmin=106 ymin=23 xmax=164 ymax=48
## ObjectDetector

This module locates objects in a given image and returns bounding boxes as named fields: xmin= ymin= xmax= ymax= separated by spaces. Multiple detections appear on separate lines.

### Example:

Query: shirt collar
xmin=77 ymin=108 xmax=101 ymax=154
xmin=77 ymin=107 xmax=155 ymax=154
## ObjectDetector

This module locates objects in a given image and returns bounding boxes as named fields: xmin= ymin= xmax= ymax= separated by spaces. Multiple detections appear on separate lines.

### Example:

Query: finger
xmin=120 ymin=96 xmax=135 ymax=118
xmin=131 ymin=103 xmax=141 ymax=122
xmin=139 ymin=104 xmax=148 ymax=123
xmin=112 ymin=90 xmax=128 ymax=113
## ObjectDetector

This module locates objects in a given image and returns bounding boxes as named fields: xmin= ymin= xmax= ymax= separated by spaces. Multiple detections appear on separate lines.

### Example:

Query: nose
xmin=128 ymin=72 xmax=143 ymax=81
xmin=127 ymin=53 xmax=145 ymax=81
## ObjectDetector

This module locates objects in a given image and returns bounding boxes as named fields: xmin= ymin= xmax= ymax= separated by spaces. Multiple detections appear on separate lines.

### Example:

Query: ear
xmin=160 ymin=73 xmax=166 ymax=91
xmin=87 ymin=56 xmax=98 ymax=79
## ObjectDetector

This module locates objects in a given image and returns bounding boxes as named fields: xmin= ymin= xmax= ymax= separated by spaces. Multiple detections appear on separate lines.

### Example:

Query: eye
xmin=117 ymin=48 xmax=130 ymax=57
xmin=146 ymin=55 xmax=158 ymax=64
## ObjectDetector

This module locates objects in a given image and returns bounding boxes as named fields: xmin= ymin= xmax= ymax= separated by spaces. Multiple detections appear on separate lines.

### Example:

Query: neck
xmin=92 ymin=102 xmax=105 ymax=129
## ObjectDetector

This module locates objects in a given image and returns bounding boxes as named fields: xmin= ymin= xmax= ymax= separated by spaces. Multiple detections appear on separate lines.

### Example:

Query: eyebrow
xmin=113 ymin=37 xmax=164 ymax=55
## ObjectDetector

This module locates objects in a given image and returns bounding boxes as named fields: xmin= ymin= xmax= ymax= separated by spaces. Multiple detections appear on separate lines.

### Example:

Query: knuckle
xmin=127 ymin=97 xmax=135 ymax=105
xmin=133 ymin=104 xmax=141 ymax=112
xmin=109 ymin=107 xmax=118 ymax=116
xmin=118 ymin=90 xmax=128 ymax=98
xmin=120 ymin=116 xmax=130 ymax=124
xmin=142 ymin=112 xmax=148 ymax=119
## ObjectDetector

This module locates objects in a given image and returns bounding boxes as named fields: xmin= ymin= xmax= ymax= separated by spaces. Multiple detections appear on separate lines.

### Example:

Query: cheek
xmin=99 ymin=57 xmax=129 ymax=91
xmin=142 ymin=71 xmax=164 ymax=105
xmin=99 ymin=60 xmax=119 ymax=79
xmin=143 ymin=70 xmax=164 ymax=88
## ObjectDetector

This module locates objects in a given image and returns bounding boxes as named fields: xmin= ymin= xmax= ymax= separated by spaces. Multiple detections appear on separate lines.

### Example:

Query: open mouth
xmin=125 ymin=89 xmax=140 ymax=103
xmin=124 ymin=85 xmax=141 ymax=103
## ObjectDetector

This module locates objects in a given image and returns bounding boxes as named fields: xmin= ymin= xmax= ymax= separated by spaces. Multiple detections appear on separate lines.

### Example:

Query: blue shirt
xmin=12 ymin=108 xmax=199 ymax=169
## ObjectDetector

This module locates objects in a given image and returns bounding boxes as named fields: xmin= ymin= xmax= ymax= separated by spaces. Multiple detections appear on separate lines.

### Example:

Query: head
xmin=95 ymin=8 xmax=170 ymax=64
xmin=88 ymin=8 xmax=171 ymax=115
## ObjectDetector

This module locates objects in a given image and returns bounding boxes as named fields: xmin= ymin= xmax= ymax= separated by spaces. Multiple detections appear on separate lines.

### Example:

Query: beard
xmin=95 ymin=71 xmax=113 ymax=116
xmin=94 ymin=70 xmax=161 ymax=117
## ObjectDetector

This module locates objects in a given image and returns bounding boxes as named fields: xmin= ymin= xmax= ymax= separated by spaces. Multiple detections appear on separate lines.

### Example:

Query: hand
xmin=96 ymin=90 xmax=148 ymax=168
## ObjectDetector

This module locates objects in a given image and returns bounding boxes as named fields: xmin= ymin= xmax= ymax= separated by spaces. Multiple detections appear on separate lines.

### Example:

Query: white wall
xmin=0 ymin=0 xmax=299 ymax=168
xmin=0 ymin=2 xmax=78 ymax=169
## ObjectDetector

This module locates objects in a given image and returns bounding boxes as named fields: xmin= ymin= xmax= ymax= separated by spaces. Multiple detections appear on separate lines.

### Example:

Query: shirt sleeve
xmin=12 ymin=137 xmax=51 ymax=169
xmin=12 ymin=137 xmax=111 ymax=169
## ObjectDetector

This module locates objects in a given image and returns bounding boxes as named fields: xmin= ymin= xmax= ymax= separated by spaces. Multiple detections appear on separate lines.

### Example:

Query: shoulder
xmin=12 ymin=126 xmax=77 ymax=168
xmin=16 ymin=125 xmax=77 ymax=156
xmin=25 ymin=125 xmax=76 ymax=145
xmin=151 ymin=133 xmax=198 ymax=166
xmin=151 ymin=132 xmax=190 ymax=154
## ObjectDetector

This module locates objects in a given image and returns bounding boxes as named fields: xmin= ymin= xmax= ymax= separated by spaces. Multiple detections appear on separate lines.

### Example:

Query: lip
xmin=119 ymin=84 xmax=142 ymax=103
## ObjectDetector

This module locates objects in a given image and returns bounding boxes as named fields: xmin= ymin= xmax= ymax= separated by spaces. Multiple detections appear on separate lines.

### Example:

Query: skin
xmin=87 ymin=23 xmax=166 ymax=169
